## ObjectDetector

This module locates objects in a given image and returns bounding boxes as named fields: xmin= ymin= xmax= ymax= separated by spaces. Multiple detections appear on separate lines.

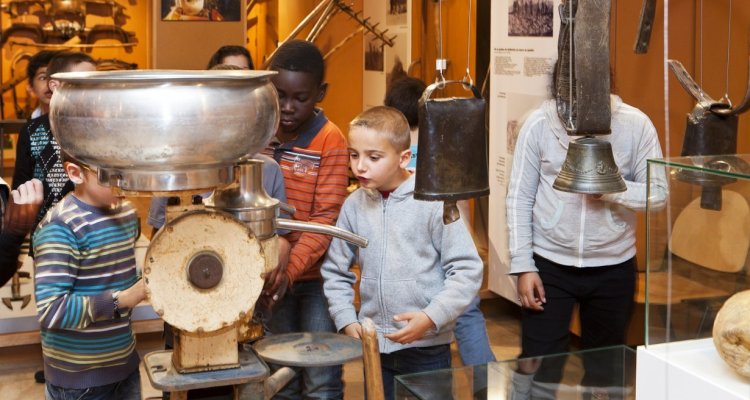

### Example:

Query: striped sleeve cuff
xmin=92 ymin=291 xmax=115 ymax=322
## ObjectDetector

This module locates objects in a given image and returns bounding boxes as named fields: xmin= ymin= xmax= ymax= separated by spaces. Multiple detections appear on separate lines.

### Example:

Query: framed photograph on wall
xmin=363 ymin=0 xmax=411 ymax=110
xmin=161 ymin=0 xmax=241 ymax=21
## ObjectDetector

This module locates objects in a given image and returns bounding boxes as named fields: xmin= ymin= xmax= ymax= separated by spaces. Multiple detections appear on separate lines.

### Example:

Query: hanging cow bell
xmin=669 ymin=59 xmax=750 ymax=210
xmin=415 ymin=80 xmax=489 ymax=224
xmin=552 ymin=0 xmax=626 ymax=195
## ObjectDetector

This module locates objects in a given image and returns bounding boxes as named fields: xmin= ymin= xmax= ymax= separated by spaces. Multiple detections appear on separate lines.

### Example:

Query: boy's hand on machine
xmin=259 ymin=236 xmax=292 ymax=306
xmin=3 ymin=178 xmax=43 ymax=235
xmin=343 ymin=322 xmax=362 ymax=339
xmin=517 ymin=272 xmax=546 ymax=311
xmin=384 ymin=311 xmax=435 ymax=344
xmin=261 ymin=266 xmax=289 ymax=305
xmin=119 ymin=279 xmax=147 ymax=309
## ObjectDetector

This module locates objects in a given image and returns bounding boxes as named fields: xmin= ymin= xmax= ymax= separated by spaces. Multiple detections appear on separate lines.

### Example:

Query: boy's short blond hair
xmin=350 ymin=106 xmax=411 ymax=152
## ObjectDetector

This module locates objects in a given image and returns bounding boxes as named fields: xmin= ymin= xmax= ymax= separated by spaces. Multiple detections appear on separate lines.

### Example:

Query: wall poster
xmin=487 ymin=0 xmax=559 ymax=302
xmin=363 ymin=0 xmax=411 ymax=110
xmin=161 ymin=0 xmax=242 ymax=21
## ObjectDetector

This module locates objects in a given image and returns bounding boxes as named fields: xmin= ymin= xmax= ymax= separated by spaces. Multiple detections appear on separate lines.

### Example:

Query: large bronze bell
xmin=553 ymin=137 xmax=627 ymax=194
xmin=415 ymin=80 xmax=489 ymax=224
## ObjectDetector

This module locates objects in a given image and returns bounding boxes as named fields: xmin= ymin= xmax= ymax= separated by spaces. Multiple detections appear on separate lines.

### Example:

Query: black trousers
xmin=520 ymin=254 xmax=636 ymax=386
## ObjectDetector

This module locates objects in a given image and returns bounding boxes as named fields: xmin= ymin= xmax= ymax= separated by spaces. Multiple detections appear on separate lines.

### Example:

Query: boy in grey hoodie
xmin=321 ymin=106 xmax=483 ymax=399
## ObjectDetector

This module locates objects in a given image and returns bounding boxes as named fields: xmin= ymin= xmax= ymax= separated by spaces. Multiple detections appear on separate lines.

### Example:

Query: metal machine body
xmin=49 ymin=70 xmax=280 ymax=193
xmin=48 ymin=70 xmax=367 ymax=383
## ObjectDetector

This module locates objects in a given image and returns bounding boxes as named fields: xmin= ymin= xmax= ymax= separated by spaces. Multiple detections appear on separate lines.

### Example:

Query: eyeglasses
xmin=78 ymin=162 xmax=98 ymax=175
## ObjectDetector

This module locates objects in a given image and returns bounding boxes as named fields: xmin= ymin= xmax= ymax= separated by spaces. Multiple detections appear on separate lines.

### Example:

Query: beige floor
xmin=0 ymin=297 xmax=521 ymax=400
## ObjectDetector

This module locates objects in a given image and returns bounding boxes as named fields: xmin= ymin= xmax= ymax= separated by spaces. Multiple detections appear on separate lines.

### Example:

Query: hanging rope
xmin=721 ymin=0 xmax=733 ymax=107
xmin=567 ymin=0 xmax=575 ymax=131
xmin=463 ymin=0 xmax=473 ymax=86
xmin=435 ymin=0 xmax=446 ymax=87
xmin=699 ymin=0 xmax=703 ymax=86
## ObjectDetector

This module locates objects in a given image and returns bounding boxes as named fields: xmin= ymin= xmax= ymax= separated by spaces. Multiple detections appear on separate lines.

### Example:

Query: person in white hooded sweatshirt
xmin=506 ymin=74 xmax=666 ymax=391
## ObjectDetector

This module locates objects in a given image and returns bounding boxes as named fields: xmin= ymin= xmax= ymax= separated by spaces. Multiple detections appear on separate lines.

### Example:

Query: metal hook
xmin=463 ymin=67 xmax=474 ymax=87
xmin=463 ymin=0 xmax=474 ymax=88
xmin=435 ymin=59 xmax=447 ymax=89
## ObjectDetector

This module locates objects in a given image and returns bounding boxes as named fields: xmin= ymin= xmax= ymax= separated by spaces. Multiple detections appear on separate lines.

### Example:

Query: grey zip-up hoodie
xmin=321 ymin=175 xmax=483 ymax=354
xmin=506 ymin=96 xmax=666 ymax=273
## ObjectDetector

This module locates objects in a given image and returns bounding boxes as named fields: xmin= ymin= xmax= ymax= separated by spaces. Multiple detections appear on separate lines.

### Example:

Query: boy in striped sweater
xmin=33 ymin=154 xmax=146 ymax=400
xmin=261 ymin=39 xmax=350 ymax=399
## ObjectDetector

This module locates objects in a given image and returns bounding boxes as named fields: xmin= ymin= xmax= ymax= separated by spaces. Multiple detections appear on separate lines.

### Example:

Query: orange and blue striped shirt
xmin=263 ymin=109 xmax=349 ymax=284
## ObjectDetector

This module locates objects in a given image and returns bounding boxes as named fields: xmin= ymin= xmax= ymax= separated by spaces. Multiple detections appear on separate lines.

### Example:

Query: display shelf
xmin=638 ymin=155 xmax=750 ymax=399
xmin=637 ymin=338 xmax=750 ymax=400
xmin=644 ymin=155 xmax=750 ymax=347
xmin=395 ymin=345 xmax=636 ymax=400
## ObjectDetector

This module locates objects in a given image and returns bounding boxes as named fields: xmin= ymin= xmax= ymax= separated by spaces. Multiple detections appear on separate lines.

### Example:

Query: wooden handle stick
xmin=362 ymin=318 xmax=385 ymax=400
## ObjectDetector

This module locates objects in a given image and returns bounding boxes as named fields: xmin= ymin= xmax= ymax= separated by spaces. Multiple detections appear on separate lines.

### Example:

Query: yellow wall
xmin=269 ymin=0 xmax=479 ymax=134
xmin=248 ymin=0 xmax=279 ymax=67
xmin=152 ymin=2 xmax=246 ymax=69
xmin=274 ymin=0 xmax=364 ymax=135
xmin=612 ymin=2 xmax=750 ymax=269
xmin=0 ymin=2 xmax=151 ymax=119
xmin=412 ymin=0 xmax=476 ymax=87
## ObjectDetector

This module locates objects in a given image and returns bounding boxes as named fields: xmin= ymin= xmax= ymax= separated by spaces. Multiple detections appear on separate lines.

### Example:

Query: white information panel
xmin=487 ymin=0 xmax=560 ymax=301
xmin=362 ymin=0 xmax=411 ymax=110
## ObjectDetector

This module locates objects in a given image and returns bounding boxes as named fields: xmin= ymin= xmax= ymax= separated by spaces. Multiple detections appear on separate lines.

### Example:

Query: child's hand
xmin=3 ymin=178 xmax=43 ymax=235
xmin=384 ymin=311 xmax=435 ymax=344
xmin=118 ymin=279 xmax=146 ymax=310
xmin=260 ymin=266 xmax=289 ymax=312
xmin=262 ymin=236 xmax=291 ymax=301
xmin=517 ymin=272 xmax=546 ymax=311
xmin=343 ymin=322 xmax=363 ymax=339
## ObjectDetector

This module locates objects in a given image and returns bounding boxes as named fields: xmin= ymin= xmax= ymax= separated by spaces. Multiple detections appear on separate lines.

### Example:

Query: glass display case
xmin=395 ymin=345 xmax=636 ymax=400
xmin=637 ymin=155 xmax=750 ymax=400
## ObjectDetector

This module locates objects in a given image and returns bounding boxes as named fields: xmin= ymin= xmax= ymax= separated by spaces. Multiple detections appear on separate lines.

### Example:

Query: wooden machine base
xmin=145 ymin=349 xmax=269 ymax=400
xmin=173 ymin=326 xmax=239 ymax=373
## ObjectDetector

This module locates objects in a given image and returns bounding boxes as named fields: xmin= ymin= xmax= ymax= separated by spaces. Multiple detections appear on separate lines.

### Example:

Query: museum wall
xmin=0 ymin=1 xmax=151 ymax=120
xmin=275 ymin=0 xmax=365 ymax=136
xmin=152 ymin=2 xmax=246 ymax=69
xmin=612 ymin=1 xmax=750 ymax=270
xmin=0 ymin=1 xmax=747 ymax=275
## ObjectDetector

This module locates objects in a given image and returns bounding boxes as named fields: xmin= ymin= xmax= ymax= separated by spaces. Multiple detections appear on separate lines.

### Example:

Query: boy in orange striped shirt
xmin=261 ymin=39 xmax=349 ymax=398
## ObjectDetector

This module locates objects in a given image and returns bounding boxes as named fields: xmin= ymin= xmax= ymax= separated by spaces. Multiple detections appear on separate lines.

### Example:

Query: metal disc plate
xmin=253 ymin=333 xmax=363 ymax=367
xmin=145 ymin=210 xmax=265 ymax=332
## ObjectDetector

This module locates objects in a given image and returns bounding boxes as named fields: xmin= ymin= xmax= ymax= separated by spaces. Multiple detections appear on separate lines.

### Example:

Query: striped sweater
xmin=33 ymin=194 xmax=140 ymax=389
xmin=263 ymin=109 xmax=349 ymax=283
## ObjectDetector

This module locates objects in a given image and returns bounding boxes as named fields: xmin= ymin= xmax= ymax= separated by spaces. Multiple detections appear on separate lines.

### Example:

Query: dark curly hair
xmin=384 ymin=60 xmax=426 ymax=129
xmin=207 ymin=45 xmax=254 ymax=69
xmin=46 ymin=52 xmax=95 ymax=76
xmin=26 ymin=50 xmax=62 ymax=85
xmin=269 ymin=40 xmax=325 ymax=85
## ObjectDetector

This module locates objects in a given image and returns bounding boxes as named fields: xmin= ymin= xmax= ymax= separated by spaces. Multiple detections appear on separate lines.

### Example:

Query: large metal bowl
xmin=49 ymin=70 xmax=279 ymax=192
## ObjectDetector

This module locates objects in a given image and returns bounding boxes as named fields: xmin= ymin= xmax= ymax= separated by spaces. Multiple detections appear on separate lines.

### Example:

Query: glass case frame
xmin=395 ymin=345 xmax=636 ymax=400
xmin=644 ymin=155 xmax=750 ymax=347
